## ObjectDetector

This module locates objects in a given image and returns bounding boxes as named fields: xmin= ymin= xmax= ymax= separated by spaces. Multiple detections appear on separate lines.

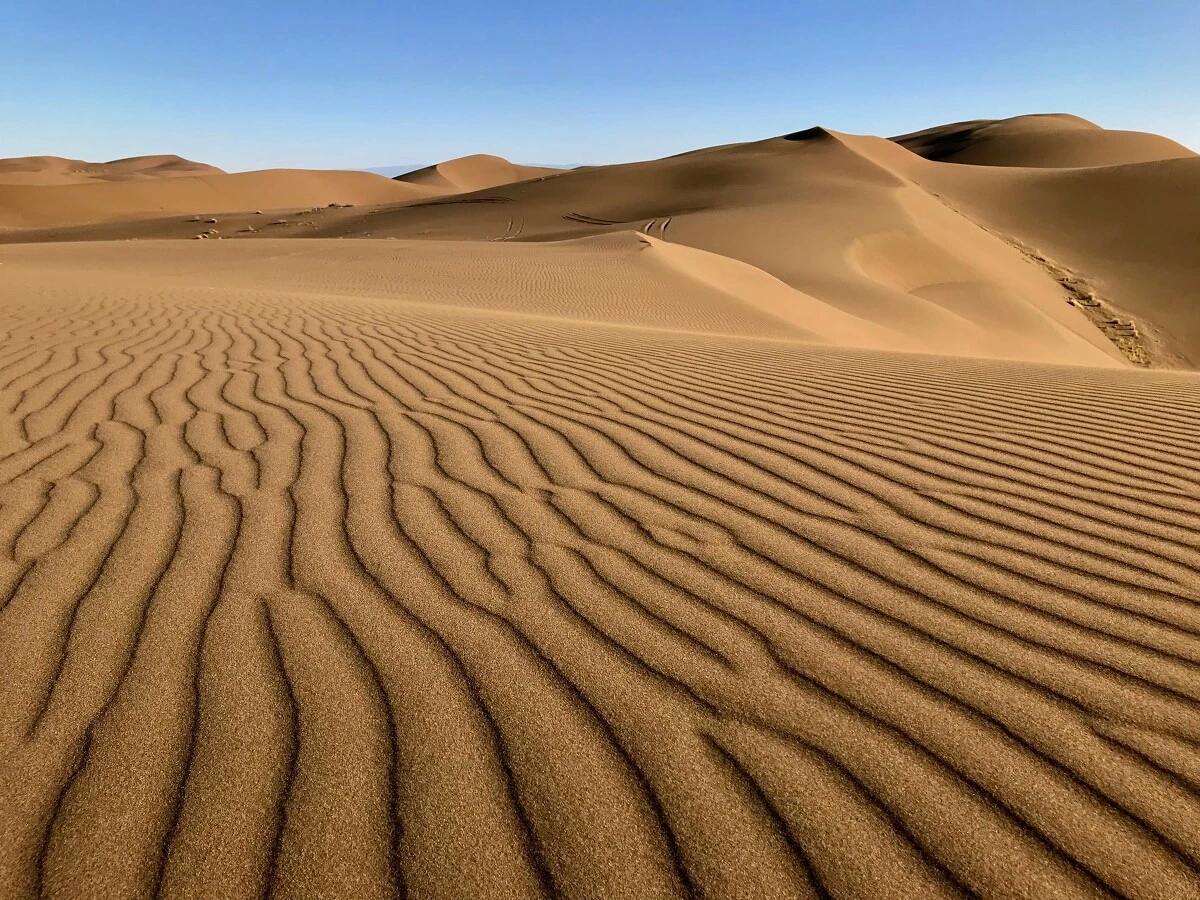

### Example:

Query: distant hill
xmin=0 ymin=154 xmax=225 ymax=186
xmin=393 ymin=155 xmax=562 ymax=193
xmin=365 ymin=162 xmax=578 ymax=179
xmin=891 ymin=113 xmax=1195 ymax=167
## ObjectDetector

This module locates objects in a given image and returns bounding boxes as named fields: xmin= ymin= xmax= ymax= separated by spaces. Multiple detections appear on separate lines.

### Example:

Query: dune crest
xmin=397 ymin=154 xmax=562 ymax=193
xmin=0 ymin=154 xmax=225 ymax=186
xmin=891 ymin=113 xmax=1196 ymax=168
xmin=644 ymin=233 xmax=904 ymax=349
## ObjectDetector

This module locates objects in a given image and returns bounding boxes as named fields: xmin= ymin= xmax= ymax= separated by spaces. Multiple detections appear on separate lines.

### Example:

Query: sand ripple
xmin=0 ymin=246 xmax=1198 ymax=899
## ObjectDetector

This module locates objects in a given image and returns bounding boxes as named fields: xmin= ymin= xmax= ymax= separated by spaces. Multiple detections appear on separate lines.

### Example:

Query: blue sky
xmin=2 ymin=1 xmax=1196 ymax=171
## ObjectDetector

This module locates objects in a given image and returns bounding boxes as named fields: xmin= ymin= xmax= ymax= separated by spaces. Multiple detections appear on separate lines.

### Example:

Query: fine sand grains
xmin=0 ymin=241 xmax=1198 ymax=899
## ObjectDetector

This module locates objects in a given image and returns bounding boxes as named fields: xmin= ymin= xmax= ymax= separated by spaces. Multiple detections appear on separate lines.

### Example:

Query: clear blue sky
xmin=2 ymin=1 xmax=1196 ymax=171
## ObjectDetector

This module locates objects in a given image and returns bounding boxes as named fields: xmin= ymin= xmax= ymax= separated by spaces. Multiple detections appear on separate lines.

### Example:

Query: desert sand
xmin=395 ymin=155 xmax=562 ymax=194
xmin=0 ymin=155 xmax=227 ymax=187
xmin=0 ymin=114 xmax=1198 ymax=900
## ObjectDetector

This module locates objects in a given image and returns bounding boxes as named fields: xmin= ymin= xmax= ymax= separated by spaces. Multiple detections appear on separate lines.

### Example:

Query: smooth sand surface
xmin=0 ymin=155 xmax=226 ymax=187
xmin=0 ymin=117 xmax=1198 ymax=900
xmin=0 ymin=168 xmax=440 ymax=230
xmin=891 ymin=113 xmax=1197 ymax=168
xmin=396 ymin=155 xmax=562 ymax=193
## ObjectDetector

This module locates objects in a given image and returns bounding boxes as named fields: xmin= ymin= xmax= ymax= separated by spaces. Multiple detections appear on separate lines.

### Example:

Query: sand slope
xmin=891 ymin=114 xmax=1196 ymax=168
xmin=0 ymin=155 xmax=225 ymax=186
xmin=4 ymin=117 xmax=1194 ymax=365
xmin=306 ymin=128 xmax=1139 ymax=365
xmin=908 ymin=153 xmax=1200 ymax=366
xmin=396 ymin=154 xmax=562 ymax=193
xmin=266 ymin=120 xmax=1191 ymax=366
xmin=0 ymin=238 xmax=1197 ymax=899
xmin=0 ymin=169 xmax=439 ymax=230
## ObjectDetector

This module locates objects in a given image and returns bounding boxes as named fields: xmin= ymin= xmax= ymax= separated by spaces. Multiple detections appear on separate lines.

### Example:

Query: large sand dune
xmin=0 ymin=115 xmax=1198 ymax=899
xmin=287 ymin=120 xmax=1197 ymax=366
xmin=891 ymin=113 xmax=1196 ymax=169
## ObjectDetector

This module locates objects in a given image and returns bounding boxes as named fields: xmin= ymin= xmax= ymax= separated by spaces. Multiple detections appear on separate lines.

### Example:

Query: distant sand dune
xmin=396 ymin=154 xmax=562 ymax=193
xmin=0 ymin=154 xmax=225 ymax=186
xmin=0 ymin=152 xmax=565 ymax=233
xmin=0 ymin=239 xmax=1198 ymax=899
xmin=0 ymin=169 xmax=438 ymax=230
xmin=891 ymin=113 xmax=1197 ymax=168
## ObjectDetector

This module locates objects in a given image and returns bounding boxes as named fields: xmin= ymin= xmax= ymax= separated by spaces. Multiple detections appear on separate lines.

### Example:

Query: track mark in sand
xmin=0 ymin=264 xmax=1199 ymax=898
xmin=639 ymin=218 xmax=671 ymax=241
xmin=923 ymin=191 xmax=1163 ymax=367
xmin=492 ymin=216 xmax=525 ymax=242
xmin=1002 ymin=237 xmax=1159 ymax=368
xmin=563 ymin=212 xmax=622 ymax=226
xmin=409 ymin=196 xmax=513 ymax=209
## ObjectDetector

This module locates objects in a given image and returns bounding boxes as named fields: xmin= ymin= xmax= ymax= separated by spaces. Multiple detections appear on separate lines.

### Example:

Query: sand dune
xmin=891 ymin=113 xmax=1196 ymax=168
xmin=0 ymin=154 xmax=225 ymax=186
xmin=0 ymin=168 xmax=438 ymax=230
xmin=0 ymin=151 xmax=564 ymax=234
xmin=905 ymin=155 xmax=1200 ymax=366
xmin=5 ymin=117 xmax=1194 ymax=367
xmin=301 ymin=126 xmax=1151 ymax=365
xmin=268 ymin=119 xmax=1190 ymax=366
xmin=1 ymin=114 xmax=1198 ymax=899
xmin=397 ymin=154 xmax=563 ymax=193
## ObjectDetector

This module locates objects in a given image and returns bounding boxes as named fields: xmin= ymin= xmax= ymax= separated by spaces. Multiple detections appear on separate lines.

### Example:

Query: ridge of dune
xmin=396 ymin=154 xmax=562 ymax=193
xmin=6 ymin=118 xmax=1172 ymax=365
xmin=907 ymin=151 xmax=1200 ymax=366
xmin=641 ymin=232 xmax=906 ymax=349
xmin=891 ymin=113 xmax=1197 ymax=168
xmin=0 ymin=154 xmax=225 ymax=186
xmin=338 ymin=124 xmax=1128 ymax=365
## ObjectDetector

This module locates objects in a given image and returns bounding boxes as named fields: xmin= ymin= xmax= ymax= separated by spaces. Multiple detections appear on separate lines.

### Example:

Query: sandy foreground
xmin=0 ymin=116 xmax=1199 ymax=899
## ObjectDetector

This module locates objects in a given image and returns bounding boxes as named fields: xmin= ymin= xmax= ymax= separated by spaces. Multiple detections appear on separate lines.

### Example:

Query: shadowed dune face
xmin=0 ymin=239 xmax=1198 ymax=899
xmin=3 ymin=116 xmax=1196 ymax=364
xmin=890 ymin=113 xmax=1197 ymax=168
